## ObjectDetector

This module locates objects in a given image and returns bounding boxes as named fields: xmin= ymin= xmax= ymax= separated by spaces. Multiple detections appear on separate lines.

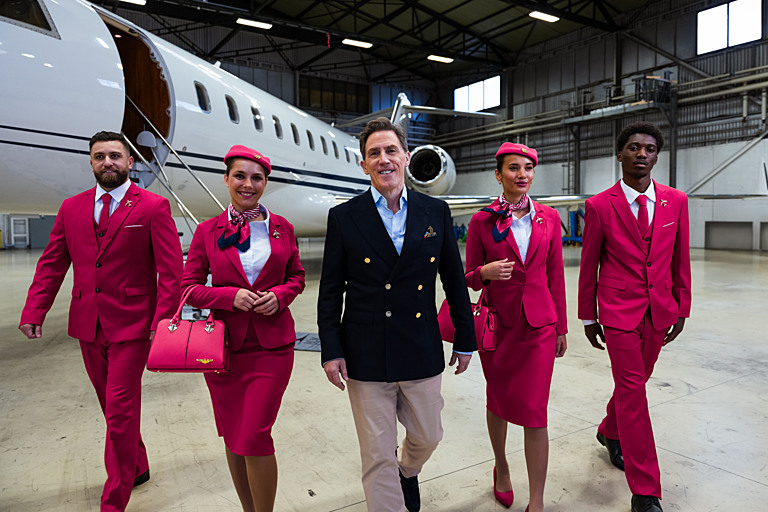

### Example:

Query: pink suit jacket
xmin=578 ymin=180 xmax=692 ymax=331
xmin=465 ymin=201 xmax=567 ymax=335
xmin=20 ymin=183 xmax=183 ymax=342
xmin=181 ymin=209 xmax=305 ymax=351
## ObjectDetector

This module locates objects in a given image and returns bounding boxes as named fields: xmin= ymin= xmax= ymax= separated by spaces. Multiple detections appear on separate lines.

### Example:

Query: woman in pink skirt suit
xmin=465 ymin=142 xmax=567 ymax=512
xmin=182 ymin=145 xmax=305 ymax=512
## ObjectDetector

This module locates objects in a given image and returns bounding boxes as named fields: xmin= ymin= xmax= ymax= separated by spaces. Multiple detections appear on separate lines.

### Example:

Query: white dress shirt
xmin=230 ymin=208 xmax=272 ymax=285
xmin=93 ymin=180 xmax=131 ymax=223
xmin=509 ymin=206 xmax=535 ymax=264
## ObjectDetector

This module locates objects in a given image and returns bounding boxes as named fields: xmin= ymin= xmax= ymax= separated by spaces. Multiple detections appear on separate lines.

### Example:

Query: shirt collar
xmin=226 ymin=205 xmax=270 ymax=224
xmin=620 ymin=179 xmax=656 ymax=205
xmin=95 ymin=179 xmax=131 ymax=205
xmin=371 ymin=186 xmax=407 ymax=211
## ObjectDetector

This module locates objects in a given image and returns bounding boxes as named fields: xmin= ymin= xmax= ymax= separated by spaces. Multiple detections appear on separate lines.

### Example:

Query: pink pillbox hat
xmin=224 ymin=144 xmax=271 ymax=175
xmin=495 ymin=142 xmax=538 ymax=167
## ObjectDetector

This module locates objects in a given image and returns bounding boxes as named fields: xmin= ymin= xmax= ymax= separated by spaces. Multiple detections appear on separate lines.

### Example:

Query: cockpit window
xmin=0 ymin=0 xmax=59 ymax=38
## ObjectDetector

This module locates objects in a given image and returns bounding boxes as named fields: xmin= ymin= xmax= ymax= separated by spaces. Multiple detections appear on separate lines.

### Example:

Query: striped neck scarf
xmin=217 ymin=203 xmax=263 ymax=251
xmin=481 ymin=194 xmax=530 ymax=242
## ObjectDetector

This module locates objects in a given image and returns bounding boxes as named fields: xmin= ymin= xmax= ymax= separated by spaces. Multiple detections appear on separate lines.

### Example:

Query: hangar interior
xmin=2 ymin=1 xmax=768 ymax=512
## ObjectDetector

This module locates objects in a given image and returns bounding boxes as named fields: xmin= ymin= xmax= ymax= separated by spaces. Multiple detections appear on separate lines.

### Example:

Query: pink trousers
xmin=599 ymin=310 xmax=666 ymax=498
xmin=80 ymin=324 xmax=150 ymax=512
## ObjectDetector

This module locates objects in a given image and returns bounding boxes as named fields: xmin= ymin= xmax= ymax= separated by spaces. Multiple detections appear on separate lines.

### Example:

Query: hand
xmin=480 ymin=258 xmax=515 ymax=281
xmin=555 ymin=334 xmax=567 ymax=357
xmin=252 ymin=290 xmax=279 ymax=316
xmin=663 ymin=317 xmax=686 ymax=345
xmin=233 ymin=288 xmax=259 ymax=311
xmin=449 ymin=352 xmax=472 ymax=375
xmin=323 ymin=358 xmax=348 ymax=391
xmin=19 ymin=323 xmax=42 ymax=339
xmin=584 ymin=323 xmax=605 ymax=350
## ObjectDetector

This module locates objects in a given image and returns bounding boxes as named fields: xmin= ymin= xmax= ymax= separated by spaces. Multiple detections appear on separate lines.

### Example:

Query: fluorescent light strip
xmin=428 ymin=54 xmax=454 ymax=64
xmin=342 ymin=38 xmax=373 ymax=49
xmin=236 ymin=18 xmax=273 ymax=30
xmin=119 ymin=0 xmax=147 ymax=5
xmin=529 ymin=11 xmax=559 ymax=23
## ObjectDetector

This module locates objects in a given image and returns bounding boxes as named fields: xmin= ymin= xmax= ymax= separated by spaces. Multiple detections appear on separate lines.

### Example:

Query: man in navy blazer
xmin=318 ymin=117 xmax=476 ymax=512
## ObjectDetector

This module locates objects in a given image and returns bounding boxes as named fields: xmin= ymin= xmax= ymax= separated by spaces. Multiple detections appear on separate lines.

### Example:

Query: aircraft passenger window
xmin=251 ymin=107 xmax=263 ymax=131
xmin=320 ymin=136 xmax=328 ymax=155
xmin=306 ymin=130 xmax=315 ymax=151
xmin=194 ymin=82 xmax=211 ymax=113
xmin=355 ymin=154 xmax=360 ymax=165
xmin=291 ymin=123 xmax=300 ymax=145
xmin=344 ymin=148 xmax=351 ymax=163
xmin=225 ymin=95 xmax=239 ymax=123
xmin=332 ymin=141 xmax=339 ymax=159
xmin=0 ymin=0 xmax=55 ymax=34
xmin=273 ymin=115 xmax=283 ymax=139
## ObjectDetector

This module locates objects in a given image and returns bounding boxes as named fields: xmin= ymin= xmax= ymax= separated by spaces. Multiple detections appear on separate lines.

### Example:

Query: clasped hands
xmin=480 ymin=258 xmax=515 ymax=281
xmin=233 ymin=288 xmax=278 ymax=315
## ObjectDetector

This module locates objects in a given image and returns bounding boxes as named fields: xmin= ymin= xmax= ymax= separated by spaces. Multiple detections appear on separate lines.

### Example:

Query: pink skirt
xmin=204 ymin=328 xmax=294 ymax=456
xmin=479 ymin=316 xmax=556 ymax=428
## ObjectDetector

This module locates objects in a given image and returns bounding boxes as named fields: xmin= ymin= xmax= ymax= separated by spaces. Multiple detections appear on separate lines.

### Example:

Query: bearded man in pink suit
xmin=19 ymin=131 xmax=183 ymax=512
xmin=578 ymin=122 xmax=691 ymax=512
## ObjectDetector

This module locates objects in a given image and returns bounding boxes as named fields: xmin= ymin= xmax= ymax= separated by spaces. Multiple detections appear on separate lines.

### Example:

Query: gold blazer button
xmin=364 ymin=257 xmax=371 ymax=263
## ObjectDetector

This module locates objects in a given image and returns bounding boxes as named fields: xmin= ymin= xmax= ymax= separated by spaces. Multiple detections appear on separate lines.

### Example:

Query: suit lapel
xmin=98 ymin=184 xmax=139 ymax=256
xmin=608 ymin=182 xmax=646 ymax=253
xmin=524 ymin=201 xmax=545 ymax=264
xmin=214 ymin=212 xmax=251 ymax=286
xmin=349 ymin=189 xmax=399 ymax=266
xmin=503 ymin=228 xmax=524 ymax=265
xmin=648 ymin=181 xmax=668 ymax=245
xmin=82 ymin=188 xmax=100 ymax=251
xmin=251 ymin=212 xmax=284 ymax=290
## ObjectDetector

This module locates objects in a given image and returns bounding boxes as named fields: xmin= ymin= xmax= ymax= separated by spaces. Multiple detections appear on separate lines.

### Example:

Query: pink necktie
xmin=636 ymin=195 xmax=649 ymax=236
xmin=99 ymin=194 xmax=112 ymax=228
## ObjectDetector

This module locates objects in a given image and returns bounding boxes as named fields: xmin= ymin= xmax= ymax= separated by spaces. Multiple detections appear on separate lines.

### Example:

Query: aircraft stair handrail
xmin=122 ymin=134 xmax=200 ymax=225
xmin=125 ymin=95 xmax=225 ymax=212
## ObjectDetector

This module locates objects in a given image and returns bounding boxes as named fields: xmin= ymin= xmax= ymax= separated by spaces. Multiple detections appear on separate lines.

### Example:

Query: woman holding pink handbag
xmin=181 ymin=145 xmax=305 ymax=512
xmin=464 ymin=142 xmax=567 ymax=512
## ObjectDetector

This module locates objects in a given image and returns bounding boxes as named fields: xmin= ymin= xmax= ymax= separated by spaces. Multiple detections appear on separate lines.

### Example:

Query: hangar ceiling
xmin=94 ymin=0 xmax=652 ymax=84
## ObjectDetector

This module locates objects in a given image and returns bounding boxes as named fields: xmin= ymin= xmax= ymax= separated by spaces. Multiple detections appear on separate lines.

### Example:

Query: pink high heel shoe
xmin=493 ymin=467 xmax=514 ymax=508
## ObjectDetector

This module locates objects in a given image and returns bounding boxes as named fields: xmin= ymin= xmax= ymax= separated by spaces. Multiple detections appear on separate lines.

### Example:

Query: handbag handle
xmin=167 ymin=285 xmax=215 ymax=332
xmin=472 ymin=287 xmax=489 ymax=317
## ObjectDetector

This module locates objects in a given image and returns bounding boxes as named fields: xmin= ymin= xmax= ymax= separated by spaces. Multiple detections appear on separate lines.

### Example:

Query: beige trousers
xmin=347 ymin=375 xmax=444 ymax=512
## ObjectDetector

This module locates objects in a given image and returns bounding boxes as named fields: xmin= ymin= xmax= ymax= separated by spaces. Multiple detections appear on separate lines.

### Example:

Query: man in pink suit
xmin=19 ymin=131 xmax=183 ymax=512
xmin=578 ymin=122 xmax=691 ymax=512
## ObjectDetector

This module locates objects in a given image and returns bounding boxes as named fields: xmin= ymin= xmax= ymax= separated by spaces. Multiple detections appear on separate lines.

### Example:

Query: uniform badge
xmin=536 ymin=217 xmax=544 ymax=224
xmin=125 ymin=200 xmax=133 ymax=207
xmin=424 ymin=226 xmax=436 ymax=238
xmin=660 ymin=199 xmax=668 ymax=207
xmin=272 ymin=230 xmax=280 ymax=238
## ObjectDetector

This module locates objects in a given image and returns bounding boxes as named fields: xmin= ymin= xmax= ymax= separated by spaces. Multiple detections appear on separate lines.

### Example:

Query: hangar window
xmin=272 ymin=115 xmax=283 ymax=139
xmin=251 ymin=107 xmax=263 ymax=131
xmin=195 ymin=82 xmax=211 ymax=113
xmin=291 ymin=123 xmax=300 ymax=145
xmin=697 ymin=0 xmax=762 ymax=54
xmin=332 ymin=141 xmax=339 ymax=159
xmin=306 ymin=130 xmax=315 ymax=150
xmin=225 ymin=95 xmax=239 ymax=123
xmin=454 ymin=75 xmax=500 ymax=112
xmin=320 ymin=136 xmax=328 ymax=155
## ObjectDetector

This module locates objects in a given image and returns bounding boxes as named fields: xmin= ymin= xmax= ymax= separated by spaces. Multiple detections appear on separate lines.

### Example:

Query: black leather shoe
xmin=133 ymin=470 xmax=150 ymax=488
xmin=596 ymin=431 xmax=624 ymax=471
xmin=631 ymin=494 xmax=663 ymax=512
xmin=399 ymin=470 xmax=420 ymax=512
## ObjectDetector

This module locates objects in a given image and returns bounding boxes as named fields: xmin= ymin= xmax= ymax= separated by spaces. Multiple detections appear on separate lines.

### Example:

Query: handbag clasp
xmin=205 ymin=323 xmax=215 ymax=334
xmin=168 ymin=322 xmax=178 ymax=333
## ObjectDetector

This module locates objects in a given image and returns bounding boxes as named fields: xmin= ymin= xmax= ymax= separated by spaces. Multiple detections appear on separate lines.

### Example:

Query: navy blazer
xmin=317 ymin=189 xmax=476 ymax=382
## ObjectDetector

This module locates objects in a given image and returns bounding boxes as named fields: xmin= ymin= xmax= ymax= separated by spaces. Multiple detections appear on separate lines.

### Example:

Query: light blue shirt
xmin=371 ymin=186 xmax=408 ymax=254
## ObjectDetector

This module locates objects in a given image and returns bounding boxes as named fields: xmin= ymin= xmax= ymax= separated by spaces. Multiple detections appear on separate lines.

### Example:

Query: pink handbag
xmin=438 ymin=288 xmax=497 ymax=352
xmin=147 ymin=287 xmax=229 ymax=373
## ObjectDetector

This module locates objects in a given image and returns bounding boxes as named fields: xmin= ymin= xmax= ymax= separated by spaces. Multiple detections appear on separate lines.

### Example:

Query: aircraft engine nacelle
xmin=405 ymin=145 xmax=456 ymax=196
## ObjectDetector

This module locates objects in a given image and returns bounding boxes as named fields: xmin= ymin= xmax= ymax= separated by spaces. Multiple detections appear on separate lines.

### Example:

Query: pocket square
xmin=662 ymin=222 xmax=675 ymax=228
xmin=124 ymin=224 xmax=143 ymax=228
xmin=424 ymin=226 xmax=437 ymax=238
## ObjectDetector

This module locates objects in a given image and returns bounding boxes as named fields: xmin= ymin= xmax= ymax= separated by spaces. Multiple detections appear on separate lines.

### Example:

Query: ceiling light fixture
xmin=118 ymin=0 xmax=147 ymax=5
xmin=342 ymin=38 xmax=373 ymax=49
xmin=529 ymin=11 xmax=559 ymax=23
xmin=236 ymin=18 xmax=273 ymax=30
xmin=428 ymin=55 xmax=454 ymax=64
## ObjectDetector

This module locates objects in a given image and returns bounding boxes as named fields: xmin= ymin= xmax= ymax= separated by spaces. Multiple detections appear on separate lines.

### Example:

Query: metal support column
xmin=669 ymin=91 xmax=678 ymax=188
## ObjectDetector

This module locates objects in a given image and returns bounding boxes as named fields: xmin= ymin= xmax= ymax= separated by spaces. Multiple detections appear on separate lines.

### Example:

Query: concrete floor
xmin=2 ymin=243 xmax=767 ymax=511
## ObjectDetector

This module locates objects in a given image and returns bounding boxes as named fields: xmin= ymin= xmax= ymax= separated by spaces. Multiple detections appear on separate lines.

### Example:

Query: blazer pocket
xmin=598 ymin=275 xmax=627 ymax=290
xmin=343 ymin=310 xmax=374 ymax=324
xmin=125 ymin=285 xmax=156 ymax=297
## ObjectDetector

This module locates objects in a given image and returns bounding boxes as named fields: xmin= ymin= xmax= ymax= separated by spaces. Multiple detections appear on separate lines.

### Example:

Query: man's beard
xmin=93 ymin=169 xmax=129 ymax=189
